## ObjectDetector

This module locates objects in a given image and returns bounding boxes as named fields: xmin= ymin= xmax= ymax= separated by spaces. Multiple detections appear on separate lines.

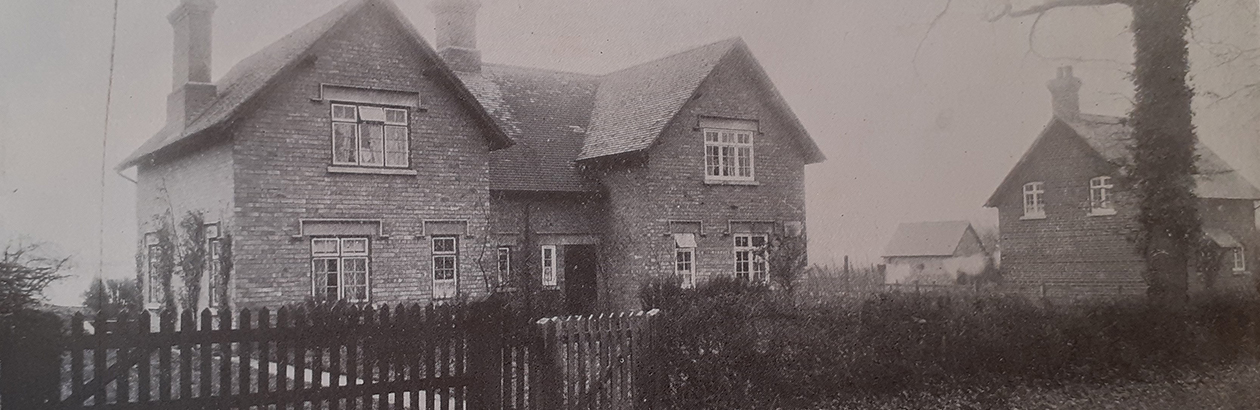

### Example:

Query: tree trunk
xmin=1129 ymin=0 xmax=1199 ymax=309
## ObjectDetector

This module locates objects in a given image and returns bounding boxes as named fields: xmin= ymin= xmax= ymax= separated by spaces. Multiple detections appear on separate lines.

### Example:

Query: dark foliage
xmin=0 ymin=242 xmax=68 ymax=317
xmin=642 ymin=279 xmax=1260 ymax=409
xmin=178 ymin=211 xmax=207 ymax=311
xmin=81 ymin=277 xmax=142 ymax=316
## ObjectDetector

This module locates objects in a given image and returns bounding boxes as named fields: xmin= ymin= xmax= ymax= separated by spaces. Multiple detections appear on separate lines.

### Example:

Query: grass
xmin=816 ymin=361 xmax=1260 ymax=410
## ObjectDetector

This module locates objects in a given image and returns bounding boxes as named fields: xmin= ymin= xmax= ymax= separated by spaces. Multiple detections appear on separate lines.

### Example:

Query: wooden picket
xmin=0 ymin=304 xmax=660 ymax=410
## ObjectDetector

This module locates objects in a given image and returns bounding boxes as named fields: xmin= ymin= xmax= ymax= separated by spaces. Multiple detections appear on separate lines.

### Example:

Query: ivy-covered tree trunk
xmin=1129 ymin=0 xmax=1200 ymax=308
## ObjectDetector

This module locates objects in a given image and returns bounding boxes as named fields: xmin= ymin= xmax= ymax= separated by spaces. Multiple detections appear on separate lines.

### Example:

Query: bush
xmin=641 ymin=279 xmax=1260 ymax=409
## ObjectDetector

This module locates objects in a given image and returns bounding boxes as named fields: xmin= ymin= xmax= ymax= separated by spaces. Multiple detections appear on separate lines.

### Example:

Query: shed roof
xmin=883 ymin=221 xmax=977 ymax=258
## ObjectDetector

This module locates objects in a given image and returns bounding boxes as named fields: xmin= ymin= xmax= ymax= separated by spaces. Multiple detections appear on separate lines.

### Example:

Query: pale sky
xmin=1 ymin=0 xmax=1257 ymax=306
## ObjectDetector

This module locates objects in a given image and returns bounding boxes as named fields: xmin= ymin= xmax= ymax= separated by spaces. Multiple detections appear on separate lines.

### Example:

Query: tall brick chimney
xmin=167 ymin=0 xmax=217 ymax=129
xmin=429 ymin=0 xmax=482 ymax=72
xmin=1046 ymin=66 xmax=1082 ymax=119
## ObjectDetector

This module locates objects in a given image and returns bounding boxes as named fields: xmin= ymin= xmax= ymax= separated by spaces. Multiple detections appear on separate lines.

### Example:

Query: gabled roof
xmin=118 ymin=0 xmax=512 ymax=170
xmin=883 ymin=221 xmax=978 ymax=258
xmin=577 ymin=38 xmax=825 ymax=163
xmin=457 ymin=65 xmax=601 ymax=192
xmin=985 ymin=113 xmax=1260 ymax=206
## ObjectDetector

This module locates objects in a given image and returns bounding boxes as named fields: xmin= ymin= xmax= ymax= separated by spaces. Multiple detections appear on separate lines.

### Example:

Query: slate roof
xmin=883 ymin=221 xmax=977 ymax=258
xmin=985 ymin=113 xmax=1260 ymax=206
xmin=121 ymin=0 xmax=826 ymax=192
xmin=457 ymin=65 xmax=601 ymax=192
xmin=118 ymin=0 xmax=512 ymax=169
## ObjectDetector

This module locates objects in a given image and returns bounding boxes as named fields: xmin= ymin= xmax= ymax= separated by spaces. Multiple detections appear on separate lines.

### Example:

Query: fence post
xmin=532 ymin=317 xmax=562 ymax=410
xmin=635 ymin=309 xmax=664 ymax=410
xmin=467 ymin=303 xmax=503 ymax=410
xmin=0 ymin=310 xmax=63 ymax=410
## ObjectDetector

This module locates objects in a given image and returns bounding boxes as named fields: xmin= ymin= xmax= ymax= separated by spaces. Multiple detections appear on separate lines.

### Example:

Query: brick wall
xmin=1193 ymin=198 xmax=1259 ymax=292
xmin=228 ymin=6 xmax=496 ymax=308
xmin=996 ymin=120 xmax=1259 ymax=297
xmin=995 ymin=120 xmax=1146 ymax=294
xmin=593 ymin=50 xmax=810 ymax=310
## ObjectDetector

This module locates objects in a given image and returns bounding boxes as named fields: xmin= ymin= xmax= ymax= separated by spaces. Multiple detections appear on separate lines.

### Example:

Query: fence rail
xmin=0 ymin=304 xmax=660 ymax=410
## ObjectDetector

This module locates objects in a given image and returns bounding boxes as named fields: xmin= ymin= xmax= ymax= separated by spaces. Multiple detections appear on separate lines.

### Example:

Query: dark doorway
xmin=564 ymin=245 xmax=598 ymax=314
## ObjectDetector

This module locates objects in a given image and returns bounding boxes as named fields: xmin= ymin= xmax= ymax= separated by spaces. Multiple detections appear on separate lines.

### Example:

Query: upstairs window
xmin=1022 ymin=182 xmax=1045 ymax=219
xmin=704 ymin=129 xmax=754 ymax=182
xmin=331 ymin=104 xmax=409 ymax=168
xmin=311 ymin=237 xmax=370 ymax=303
xmin=1089 ymin=176 xmax=1115 ymax=215
xmin=1233 ymin=246 xmax=1247 ymax=273
xmin=733 ymin=233 xmax=767 ymax=283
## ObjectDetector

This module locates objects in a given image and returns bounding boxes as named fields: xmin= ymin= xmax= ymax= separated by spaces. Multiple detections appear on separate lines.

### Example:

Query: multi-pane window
xmin=432 ymin=236 xmax=459 ymax=299
xmin=1023 ymin=182 xmax=1045 ymax=218
xmin=205 ymin=223 xmax=223 ymax=308
xmin=145 ymin=233 xmax=162 ymax=305
xmin=311 ymin=237 xmax=370 ymax=303
xmin=541 ymin=245 xmax=557 ymax=287
xmin=1089 ymin=176 xmax=1114 ymax=214
xmin=676 ymin=248 xmax=695 ymax=289
xmin=331 ymin=104 xmax=409 ymax=168
xmin=1233 ymin=247 xmax=1247 ymax=272
xmin=496 ymin=246 xmax=512 ymax=286
xmin=704 ymin=129 xmax=754 ymax=181
xmin=733 ymin=234 xmax=768 ymax=283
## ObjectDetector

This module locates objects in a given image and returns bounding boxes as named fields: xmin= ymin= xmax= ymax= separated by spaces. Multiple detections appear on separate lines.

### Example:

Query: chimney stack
xmin=429 ymin=0 xmax=482 ymax=72
xmin=1046 ymin=66 xmax=1082 ymax=119
xmin=167 ymin=0 xmax=217 ymax=129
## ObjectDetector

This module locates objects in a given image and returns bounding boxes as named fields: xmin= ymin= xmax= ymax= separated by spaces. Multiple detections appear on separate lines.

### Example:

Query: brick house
xmin=119 ymin=0 xmax=824 ymax=312
xmin=985 ymin=67 xmax=1260 ymax=298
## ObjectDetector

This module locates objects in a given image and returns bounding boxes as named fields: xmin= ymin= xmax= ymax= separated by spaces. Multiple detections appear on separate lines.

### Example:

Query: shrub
xmin=641 ymin=279 xmax=1260 ymax=409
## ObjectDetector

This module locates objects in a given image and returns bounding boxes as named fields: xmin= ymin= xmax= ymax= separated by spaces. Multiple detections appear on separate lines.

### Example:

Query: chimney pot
xmin=167 ymin=0 xmax=217 ymax=128
xmin=1047 ymin=65 xmax=1082 ymax=119
xmin=430 ymin=0 xmax=482 ymax=72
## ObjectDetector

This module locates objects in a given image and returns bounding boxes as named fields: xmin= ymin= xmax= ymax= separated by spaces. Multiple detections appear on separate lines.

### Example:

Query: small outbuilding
xmin=882 ymin=221 xmax=986 ymax=285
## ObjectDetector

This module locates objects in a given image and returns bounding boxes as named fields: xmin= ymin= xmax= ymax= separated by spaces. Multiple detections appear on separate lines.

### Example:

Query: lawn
xmin=818 ymin=361 xmax=1260 ymax=410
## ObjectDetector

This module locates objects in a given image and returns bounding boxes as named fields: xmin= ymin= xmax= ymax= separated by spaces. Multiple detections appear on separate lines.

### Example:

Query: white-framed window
xmin=1022 ymin=182 xmax=1045 ymax=219
xmin=1089 ymin=176 xmax=1115 ymax=215
xmin=733 ymin=233 xmax=767 ymax=283
xmin=144 ymin=233 xmax=162 ymax=305
xmin=331 ymin=103 xmax=409 ymax=168
xmin=541 ymin=245 xmax=557 ymax=287
xmin=432 ymin=236 xmax=459 ymax=299
xmin=311 ymin=237 xmax=370 ymax=303
xmin=704 ymin=129 xmax=754 ymax=182
xmin=205 ymin=223 xmax=223 ymax=308
xmin=676 ymin=248 xmax=695 ymax=289
xmin=496 ymin=246 xmax=512 ymax=285
xmin=1232 ymin=246 xmax=1247 ymax=273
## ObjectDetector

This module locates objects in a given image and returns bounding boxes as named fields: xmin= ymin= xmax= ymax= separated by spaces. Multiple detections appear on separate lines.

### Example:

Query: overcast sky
xmin=1 ymin=0 xmax=1257 ymax=306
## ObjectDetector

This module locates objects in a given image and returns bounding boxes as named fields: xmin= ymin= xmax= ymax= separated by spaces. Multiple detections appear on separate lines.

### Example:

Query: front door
xmin=564 ymin=245 xmax=598 ymax=314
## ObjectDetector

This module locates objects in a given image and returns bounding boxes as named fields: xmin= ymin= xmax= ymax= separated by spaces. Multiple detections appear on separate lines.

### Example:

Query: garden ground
xmin=820 ymin=361 xmax=1260 ymax=409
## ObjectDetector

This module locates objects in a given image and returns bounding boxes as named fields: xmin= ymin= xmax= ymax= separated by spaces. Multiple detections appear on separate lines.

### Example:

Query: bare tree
xmin=0 ymin=242 xmax=69 ymax=316
xmin=922 ymin=0 xmax=1205 ymax=307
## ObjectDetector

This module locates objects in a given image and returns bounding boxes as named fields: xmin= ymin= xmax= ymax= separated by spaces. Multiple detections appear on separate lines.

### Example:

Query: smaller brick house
xmin=120 ymin=0 xmax=824 ymax=312
xmin=882 ymin=221 xmax=986 ymax=285
xmin=985 ymin=67 xmax=1260 ymax=297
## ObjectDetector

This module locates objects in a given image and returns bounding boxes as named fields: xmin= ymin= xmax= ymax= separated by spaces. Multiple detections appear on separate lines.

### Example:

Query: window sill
xmin=1233 ymin=270 xmax=1249 ymax=275
xmin=328 ymin=166 xmax=418 ymax=176
xmin=1019 ymin=214 xmax=1046 ymax=220
xmin=1087 ymin=209 xmax=1117 ymax=217
xmin=704 ymin=179 xmax=760 ymax=186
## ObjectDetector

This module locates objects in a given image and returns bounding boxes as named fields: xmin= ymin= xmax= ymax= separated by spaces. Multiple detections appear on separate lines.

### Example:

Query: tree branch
xmin=998 ymin=0 xmax=1126 ymax=20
